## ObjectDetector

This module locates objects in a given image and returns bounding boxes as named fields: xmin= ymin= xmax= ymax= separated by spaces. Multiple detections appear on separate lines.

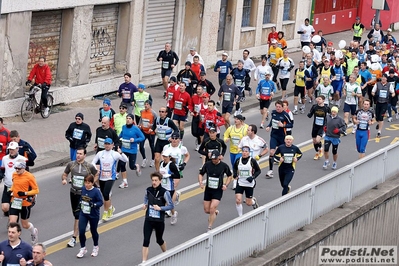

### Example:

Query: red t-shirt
xmin=172 ymin=90 xmax=192 ymax=116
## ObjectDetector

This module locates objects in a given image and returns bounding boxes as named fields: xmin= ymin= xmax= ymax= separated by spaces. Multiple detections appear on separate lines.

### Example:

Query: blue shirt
xmin=119 ymin=125 xmax=145 ymax=154
xmin=0 ymin=239 xmax=32 ymax=265
xmin=80 ymin=186 xmax=103 ymax=218
xmin=214 ymin=60 xmax=233 ymax=80
xmin=359 ymin=69 xmax=372 ymax=85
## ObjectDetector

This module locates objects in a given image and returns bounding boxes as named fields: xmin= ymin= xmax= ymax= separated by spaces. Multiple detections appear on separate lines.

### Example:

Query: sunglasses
xmin=75 ymin=117 xmax=82 ymax=120
xmin=120 ymin=107 xmax=127 ymax=109
xmin=171 ymin=137 xmax=179 ymax=140
xmin=14 ymin=167 xmax=22 ymax=170
xmin=159 ymin=111 xmax=166 ymax=113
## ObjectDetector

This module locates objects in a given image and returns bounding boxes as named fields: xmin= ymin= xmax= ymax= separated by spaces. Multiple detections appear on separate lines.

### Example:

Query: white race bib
xmin=121 ymin=139 xmax=131 ymax=149
xmin=72 ymin=175 xmax=84 ymax=188
xmin=223 ymin=92 xmax=231 ymax=101
xmin=175 ymin=101 xmax=183 ymax=110
xmin=284 ymin=153 xmax=294 ymax=163
xmin=73 ymin=129 xmax=83 ymax=140
xmin=81 ymin=201 xmax=91 ymax=214
xmin=162 ymin=61 xmax=169 ymax=69
xmin=149 ymin=205 xmax=160 ymax=218
xmin=11 ymin=198 xmax=23 ymax=210
xmin=315 ymin=117 xmax=324 ymax=126
xmin=208 ymin=176 xmax=219 ymax=189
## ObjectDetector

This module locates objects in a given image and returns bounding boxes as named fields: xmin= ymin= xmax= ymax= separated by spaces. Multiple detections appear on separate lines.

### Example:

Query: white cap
xmin=162 ymin=149 xmax=172 ymax=157
xmin=387 ymin=28 xmax=392 ymax=32
xmin=222 ymin=52 xmax=228 ymax=57
xmin=7 ymin=142 xmax=19 ymax=150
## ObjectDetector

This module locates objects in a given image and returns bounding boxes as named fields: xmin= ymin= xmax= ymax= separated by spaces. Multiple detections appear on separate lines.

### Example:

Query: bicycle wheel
xmin=41 ymin=94 xmax=54 ymax=118
xmin=21 ymin=98 xmax=34 ymax=122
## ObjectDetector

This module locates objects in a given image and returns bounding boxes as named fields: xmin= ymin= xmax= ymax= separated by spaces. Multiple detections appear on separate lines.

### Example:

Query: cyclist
xmin=26 ymin=56 xmax=52 ymax=116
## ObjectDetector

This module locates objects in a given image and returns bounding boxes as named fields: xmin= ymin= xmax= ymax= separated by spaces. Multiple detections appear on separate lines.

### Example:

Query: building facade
xmin=0 ymin=0 xmax=311 ymax=116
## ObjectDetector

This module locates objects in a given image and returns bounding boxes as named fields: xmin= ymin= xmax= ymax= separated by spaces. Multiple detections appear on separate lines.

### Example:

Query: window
xmin=283 ymin=0 xmax=291 ymax=21
xmin=242 ymin=0 xmax=252 ymax=27
xmin=263 ymin=0 xmax=272 ymax=24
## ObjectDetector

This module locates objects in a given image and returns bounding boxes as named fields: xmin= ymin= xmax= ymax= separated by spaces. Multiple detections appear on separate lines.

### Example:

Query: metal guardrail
xmin=140 ymin=142 xmax=399 ymax=266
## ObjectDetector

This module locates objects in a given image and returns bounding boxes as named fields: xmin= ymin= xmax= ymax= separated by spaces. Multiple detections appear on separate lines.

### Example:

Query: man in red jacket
xmin=172 ymin=82 xmax=192 ymax=140
xmin=26 ymin=57 xmax=52 ymax=116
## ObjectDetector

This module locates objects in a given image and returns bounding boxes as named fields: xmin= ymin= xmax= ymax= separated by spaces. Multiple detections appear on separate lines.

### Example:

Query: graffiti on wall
xmin=28 ymin=42 xmax=48 ymax=70
xmin=90 ymin=28 xmax=112 ymax=59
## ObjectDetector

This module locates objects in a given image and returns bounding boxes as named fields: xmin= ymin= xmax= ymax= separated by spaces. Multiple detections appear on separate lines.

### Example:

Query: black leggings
xmin=99 ymin=180 xmax=115 ymax=201
xmin=117 ymin=152 xmax=137 ymax=172
xmin=139 ymin=133 xmax=155 ymax=160
xmin=324 ymin=140 xmax=339 ymax=155
xmin=143 ymin=220 xmax=165 ymax=247
xmin=279 ymin=78 xmax=289 ymax=91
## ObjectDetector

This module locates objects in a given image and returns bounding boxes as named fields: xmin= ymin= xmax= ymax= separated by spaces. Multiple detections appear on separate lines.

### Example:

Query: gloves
xmin=279 ymin=66 xmax=285 ymax=70
xmin=26 ymin=80 xmax=31 ymax=86
xmin=179 ymin=162 xmax=186 ymax=171
xmin=288 ymin=67 xmax=293 ymax=72
xmin=307 ymin=113 xmax=312 ymax=118
xmin=255 ymin=155 xmax=260 ymax=160
xmin=17 ymin=191 xmax=26 ymax=197
xmin=333 ymin=128 xmax=340 ymax=134
xmin=246 ymin=177 xmax=254 ymax=183
xmin=323 ymin=126 xmax=327 ymax=132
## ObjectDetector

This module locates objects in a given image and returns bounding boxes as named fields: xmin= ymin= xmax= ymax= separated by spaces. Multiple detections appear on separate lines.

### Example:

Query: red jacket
xmin=191 ymin=63 xmax=203 ymax=80
xmin=0 ymin=127 xmax=11 ymax=160
xmin=172 ymin=90 xmax=192 ymax=116
xmin=200 ymin=108 xmax=225 ymax=133
xmin=190 ymin=95 xmax=204 ymax=116
xmin=166 ymin=84 xmax=179 ymax=108
xmin=28 ymin=64 xmax=52 ymax=85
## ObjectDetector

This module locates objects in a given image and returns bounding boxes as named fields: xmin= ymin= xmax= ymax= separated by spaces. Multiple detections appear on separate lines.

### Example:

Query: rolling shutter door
xmin=28 ymin=11 xmax=62 ymax=84
xmin=89 ymin=4 xmax=119 ymax=78
xmin=142 ymin=0 xmax=176 ymax=77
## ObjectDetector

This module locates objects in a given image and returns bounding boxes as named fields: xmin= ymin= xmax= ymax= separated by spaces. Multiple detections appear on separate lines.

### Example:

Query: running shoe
xmin=31 ymin=228 xmax=38 ymax=245
xmin=107 ymin=206 xmax=115 ymax=219
xmin=396 ymin=113 xmax=399 ymax=120
xmin=252 ymin=197 xmax=259 ymax=209
xmin=170 ymin=211 xmax=178 ymax=225
xmin=318 ymin=149 xmax=323 ymax=158
xmin=119 ymin=181 xmax=128 ymax=189
xmin=91 ymin=246 xmax=99 ymax=257
xmin=102 ymin=212 xmax=108 ymax=222
xmin=292 ymin=109 xmax=298 ymax=115
xmin=195 ymin=144 xmax=200 ymax=151
xmin=67 ymin=237 xmax=76 ymax=248
xmin=135 ymin=164 xmax=142 ymax=177
xmin=141 ymin=158 xmax=147 ymax=168
xmin=248 ymin=87 xmax=253 ymax=96
xmin=377 ymin=132 xmax=381 ymax=138
xmin=266 ymin=170 xmax=273 ymax=178
xmin=376 ymin=124 xmax=379 ymax=130
xmin=150 ymin=160 xmax=155 ymax=167
xmin=174 ymin=191 xmax=181 ymax=205
xmin=43 ymin=107 xmax=49 ymax=117
xmin=331 ymin=162 xmax=337 ymax=170
xmin=388 ymin=117 xmax=393 ymax=122
xmin=288 ymin=185 xmax=292 ymax=193
xmin=260 ymin=123 xmax=264 ymax=129
xmin=323 ymin=161 xmax=330 ymax=170
xmin=216 ymin=101 xmax=221 ymax=107
xmin=77 ymin=247 xmax=87 ymax=258
xmin=165 ymin=210 xmax=172 ymax=217
xmin=313 ymin=153 xmax=319 ymax=160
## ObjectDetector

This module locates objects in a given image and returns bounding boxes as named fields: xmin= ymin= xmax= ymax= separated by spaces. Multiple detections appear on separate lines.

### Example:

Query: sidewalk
xmin=1 ymin=30 xmax=394 ymax=172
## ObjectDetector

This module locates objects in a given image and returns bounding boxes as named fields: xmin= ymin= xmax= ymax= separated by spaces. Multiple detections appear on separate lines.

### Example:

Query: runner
xmin=94 ymin=117 xmax=119 ymax=154
xmin=276 ymin=50 xmax=295 ymax=99
xmin=265 ymin=100 xmax=293 ymax=178
xmin=343 ymin=74 xmax=362 ymax=134
xmin=214 ymin=52 xmax=233 ymax=87
xmin=117 ymin=73 xmax=137 ymax=114
xmin=268 ymin=40 xmax=284 ymax=90
xmin=159 ymin=150 xmax=181 ymax=225
xmin=224 ymin=114 xmax=248 ymax=189
xmin=26 ymin=243 xmax=53 ymax=266
xmin=132 ymin=83 xmax=152 ymax=124
xmin=98 ymin=98 xmax=115 ymax=128
xmin=165 ymin=76 xmax=179 ymax=118
xmin=315 ymin=77 xmax=334 ymax=106
xmin=217 ymin=74 xmax=242 ymax=128
xmin=176 ymin=61 xmax=198 ymax=96
xmin=200 ymin=100 xmax=225 ymax=140
xmin=141 ymin=172 xmax=174 ymax=263
xmin=138 ymin=100 xmax=157 ymax=168
xmin=1 ymin=142 xmax=27 ymax=218
xmin=353 ymin=99 xmax=375 ymax=159
xmin=242 ymin=49 xmax=256 ymax=96
xmin=198 ymin=150 xmax=233 ymax=231
xmin=149 ymin=107 xmax=179 ymax=172
xmin=330 ymin=58 xmax=347 ymax=107
xmin=233 ymin=146 xmax=261 ymax=216
xmin=61 ymin=147 xmax=98 ymax=248
xmin=118 ymin=114 xmax=145 ymax=188
xmin=157 ymin=42 xmax=179 ymax=91
xmin=172 ymin=82 xmax=192 ymax=140
xmin=76 ymin=175 xmax=103 ymax=258
xmin=0 ymin=118 xmax=11 ymax=166
xmin=307 ymin=96 xmax=330 ymax=160
xmin=323 ymin=106 xmax=346 ymax=170
xmin=113 ymin=104 xmax=127 ymax=136
xmin=293 ymin=61 xmax=306 ymax=114
xmin=0 ymin=223 xmax=32 ymax=264
xmin=274 ymin=135 xmax=303 ymax=195
xmin=198 ymin=127 xmax=227 ymax=166
xmin=254 ymin=55 xmax=273 ymax=83
xmin=238 ymin=124 xmax=268 ymax=160
xmin=231 ymin=60 xmax=250 ymax=115
xmin=304 ymin=57 xmax=318 ymax=106
xmin=282 ymin=100 xmax=294 ymax=136
xmin=190 ymin=85 xmax=205 ymax=151
xmin=9 ymin=160 xmax=39 ymax=245
xmin=256 ymin=72 xmax=276 ymax=128
xmin=91 ymin=138 xmax=128 ymax=221
xmin=197 ymin=71 xmax=216 ymax=96
xmin=65 ymin=113 xmax=92 ymax=161
xmin=9 ymin=130 xmax=37 ymax=171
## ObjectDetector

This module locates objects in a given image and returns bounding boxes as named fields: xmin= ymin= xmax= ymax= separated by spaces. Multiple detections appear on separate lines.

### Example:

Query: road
xmin=1 ymin=99 xmax=398 ymax=265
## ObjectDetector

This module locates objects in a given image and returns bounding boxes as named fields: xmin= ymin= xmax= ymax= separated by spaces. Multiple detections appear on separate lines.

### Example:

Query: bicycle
xmin=21 ymin=85 xmax=54 ymax=122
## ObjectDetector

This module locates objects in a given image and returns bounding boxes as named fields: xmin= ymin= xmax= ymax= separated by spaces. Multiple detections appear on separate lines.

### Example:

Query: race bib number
xmin=122 ymin=91 xmax=130 ymax=99
xmin=239 ymin=169 xmax=250 ymax=178
xmin=101 ymin=163 xmax=112 ymax=178
xmin=284 ymin=153 xmax=294 ymax=163
xmin=121 ymin=139 xmax=131 ymax=149
xmin=359 ymin=121 xmax=368 ymax=130
xmin=371 ymin=74 xmax=376 ymax=81
xmin=81 ymin=201 xmax=91 ymax=214
xmin=272 ymin=119 xmax=279 ymax=129
xmin=162 ymin=177 xmax=168 ymax=185
xmin=315 ymin=117 xmax=324 ymax=126
xmin=162 ymin=61 xmax=169 ymax=69
xmin=157 ymin=129 xmax=166 ymax=140
xmin=316 ymin=46 xmax=322 ymax=52
xmin=175 ymin=101 xmax=183 ymax=110
xmin=149 ymin=205 xmax=160 ymax=218
xmin=260 ymin=73 xmax=266 ymax=80
xmin=235 ymin=79 xmax=244 ymax=87
xmin=142 ymin=118 xmax=150 ymax=128
xmin=137 ymin=100 xmax=145 ymax=109
xmin=167 ymin=92 xmax=174 ymax=100
xmin=335 ymin=74 xmax=341 ymax=80
xmin=194 ymin=104 xmax=201 ymax=113
xmin=281 ymin=69 xmax=288 ymax=75
xmin=73 ymin=129 xmax=83 ymax=140
xmin=11 ymin=198 xmax=23 ymax=210
xmin=270 ymin=53 xmax=276 ymax=59
xmin=97 ymin=138 xmax=105 ymax=149
xmin=72 ymin=175 xmax=84 ymax=188
xmin=220 ymin=66 xmax=227 ymax=74
xmin=182 ymin=78 xmax=190 ymax=85
xmin=223 ymin=92 xmax=231 ymax=101
xmin=208 ymin=177 xmax=219 ymax=189
xmin=231 ymin=136 xmax=240 ymax=146
xmin=379 ymin=90 xmax=387 ymax=98
xmin=261 ymin=87 xmax=270 ymax=95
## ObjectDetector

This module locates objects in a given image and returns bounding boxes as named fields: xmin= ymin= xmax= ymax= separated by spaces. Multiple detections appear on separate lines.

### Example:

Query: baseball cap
xmin=271 ymin=39 xmax=278 ymax=44
xmin=162 ymin=149 xmax=172 ymax=157
xmin=202 ymin=92 xmax=210 ymax=98
xmin=190 ymin=47 xmax=196 ymax=51
xmin=103 ymin=98 xmax=111 ymax=106
xmin=200 ymin=71 xmax=206 ymax=76
xmin=387 ymin=28 xmax=392 ymax=32
xmin=356 ymin=17 xmax=360 ymax=20
xmin=222 ymin=52 xmax=228 ymax=57
xmin=209 ymin=127 xmax=216 ymax=132
xmin=331 ymin=106 xmax=339 ymax=113
xmin=234 ymin=114 xmax=246 ymax=121
xmin=15 ymin=160 xmax=26 ymax=169
xmin=104 ymin=138 xmax=113 ymax=144
xmin=389 ymin=69 xmax=395 ymax=74
xmin=171 ymin=132 xmax=180 ymax=139
xmin=119 ymin=103 xmax=127 ymax=109
xmin=210 ymin=150 xmax=220 ymax=159
xmin=7 ymin=142 xmax=19 ymax=150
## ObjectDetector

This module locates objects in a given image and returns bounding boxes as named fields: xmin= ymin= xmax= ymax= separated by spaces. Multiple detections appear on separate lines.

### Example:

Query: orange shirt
xmin=369 ymin=69 xmax=382 ymax=85
xmin=11 ymin=170 xmax=39 ymax=207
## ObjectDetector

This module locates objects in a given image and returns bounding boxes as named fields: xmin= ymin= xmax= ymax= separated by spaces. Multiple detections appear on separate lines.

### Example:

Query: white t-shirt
xmin=255 ymin=64 xmax=273 ymax=82
xmin=243 ymin=58 xmax=256 ymax=78
xmin=298 ymin=24 xmax=315 ymax=42
xmin=1 ymin=155 xmax=27 ymax=187
xmin=276 ymin=57 xmax=295 ymax=79
xmin=238 ymin=135 xmax=267 ymax=158
xmin=162 ymin=144 xmax=188 ymax=166
xmin=344 ymin=82 xmax=361 ymax=105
